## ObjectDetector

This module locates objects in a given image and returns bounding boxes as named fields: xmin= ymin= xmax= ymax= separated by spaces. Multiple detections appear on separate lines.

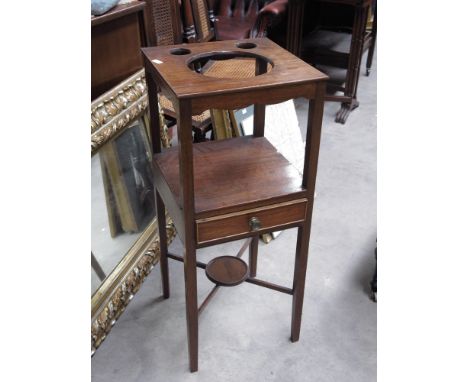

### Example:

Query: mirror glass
xmin=91 ymin=117 xmax=155 ymax=295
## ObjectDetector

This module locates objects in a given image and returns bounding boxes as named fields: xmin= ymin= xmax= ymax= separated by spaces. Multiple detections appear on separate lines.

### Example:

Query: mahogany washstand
xmin=142 ymin=38 xmax=328 ymax=372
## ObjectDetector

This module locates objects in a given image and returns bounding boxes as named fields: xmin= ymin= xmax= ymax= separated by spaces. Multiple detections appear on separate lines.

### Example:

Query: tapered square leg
xmin=290 ymin=225 xmax=311 ymax=342
xmin=183 ymin=245 xmax=198 ymax=372
xmin=177 ymin=98 xmax=199 ymax=372
xmin=249 ymin=235 xmax=259 ymax=278
xmin=291 ymin=90 xmax=325 ymax=342
xmin=156 ymin=190 xmax=170 ymax=298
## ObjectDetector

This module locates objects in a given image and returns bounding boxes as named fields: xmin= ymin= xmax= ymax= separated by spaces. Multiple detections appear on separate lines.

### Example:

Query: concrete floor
xmin=91 ymin=55 xmax=376 ymax=381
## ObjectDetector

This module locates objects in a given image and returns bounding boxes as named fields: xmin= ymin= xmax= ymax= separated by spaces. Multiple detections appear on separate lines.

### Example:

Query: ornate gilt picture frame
xmin=91 ymin=69 xmax=176 ymax=355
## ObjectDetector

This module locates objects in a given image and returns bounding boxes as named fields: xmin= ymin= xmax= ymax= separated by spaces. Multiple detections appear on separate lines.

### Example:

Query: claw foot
xmin=335 ymin=100 xmax=359 ymax=124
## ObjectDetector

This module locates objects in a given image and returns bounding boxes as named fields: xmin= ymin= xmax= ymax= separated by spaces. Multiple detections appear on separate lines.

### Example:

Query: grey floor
xmin=91 ymin=55 xmax=376 ymax=382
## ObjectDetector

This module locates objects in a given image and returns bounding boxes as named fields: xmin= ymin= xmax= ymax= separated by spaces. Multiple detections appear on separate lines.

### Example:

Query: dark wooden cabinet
xmin=91 ymin=1 xmax=148 ymax=100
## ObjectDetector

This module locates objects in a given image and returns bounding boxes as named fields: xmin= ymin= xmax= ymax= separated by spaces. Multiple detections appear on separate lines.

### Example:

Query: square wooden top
xmin=142 ymin=38 xmax=328 ymax=102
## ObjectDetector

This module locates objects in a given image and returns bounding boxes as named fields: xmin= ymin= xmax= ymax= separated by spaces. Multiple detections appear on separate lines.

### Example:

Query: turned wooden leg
xmin=249 ymin=235 xmax=259 ymax=278
xmin=336 ymin=4 xmax=368 ymax=124
xmin=156 ymin=191 xmax=170 ymax=298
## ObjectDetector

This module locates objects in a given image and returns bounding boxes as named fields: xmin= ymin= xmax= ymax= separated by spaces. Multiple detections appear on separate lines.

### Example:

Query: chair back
xmin=181 ymin=0 xmax=216 ymax=42
xmin=216 ymin=0 xmax=260 ymax=22
xmin=145 ymin=0 xmax=183 ymax=46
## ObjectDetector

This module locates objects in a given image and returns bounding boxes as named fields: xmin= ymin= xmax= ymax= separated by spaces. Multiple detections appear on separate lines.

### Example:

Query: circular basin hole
xmin=187 ymin=51 xmax=273 ymax=79
xmin=170 ymin=48 xmax=191 ymax=55
xmin=236 ymin=42 xmax=257 ymax=49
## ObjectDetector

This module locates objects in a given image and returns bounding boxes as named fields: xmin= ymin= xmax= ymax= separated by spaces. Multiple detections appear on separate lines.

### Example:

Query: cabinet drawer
xmin=196 ymin=199 xmax=307 ymax=245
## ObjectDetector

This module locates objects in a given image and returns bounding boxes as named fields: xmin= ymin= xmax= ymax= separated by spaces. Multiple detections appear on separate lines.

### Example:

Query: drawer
xmin=196 ymin=199 xmax=308 ymax=245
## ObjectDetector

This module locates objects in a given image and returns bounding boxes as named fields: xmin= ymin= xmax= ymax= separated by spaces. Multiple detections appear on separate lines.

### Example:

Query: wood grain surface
xmin=142 ymin=38 xmax=328 ymax=113
xmin=153 ymin=136 xmax=306 ymax=217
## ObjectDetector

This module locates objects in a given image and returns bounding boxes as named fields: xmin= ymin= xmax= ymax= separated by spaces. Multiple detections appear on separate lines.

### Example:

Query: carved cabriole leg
xmin=177 ymin=98 xmax=198 ymax=372
xmin=335 ymin=98 xmax=360 ymax=124
xmin=291 ymin=84 xmax=325 ymax=341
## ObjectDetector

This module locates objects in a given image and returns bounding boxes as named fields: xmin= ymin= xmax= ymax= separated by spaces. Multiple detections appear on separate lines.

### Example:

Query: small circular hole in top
xmin=170 ymin=48 xmax=191 ymax=55
xmin=236 ymin=42 xmax=257 ymax=49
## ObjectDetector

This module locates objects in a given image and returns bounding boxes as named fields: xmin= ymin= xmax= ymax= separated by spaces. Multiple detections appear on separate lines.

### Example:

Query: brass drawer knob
xmin=249 ymin=217 xmax=261 ymax=231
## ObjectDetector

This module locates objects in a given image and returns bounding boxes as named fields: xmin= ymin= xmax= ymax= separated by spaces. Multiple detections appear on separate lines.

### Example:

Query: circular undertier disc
xmin=205 ymin=256 xmax=249 ymax=287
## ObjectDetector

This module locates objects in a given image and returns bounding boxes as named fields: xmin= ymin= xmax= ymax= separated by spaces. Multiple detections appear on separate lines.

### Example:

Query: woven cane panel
xmin=196 ymin=0 xmax=211 ymax=39
xmin=159 ymin=94 xmax=175 ymax=112
xmin=192 ymin=110 xmax=211 ymax=123
xmin=202 ymin=58 xmax=271 ymax=79
xmin=152 ymin=0 xmax=175 ymax=45
xmin=159 ymin=95 xmax=211 ymax=123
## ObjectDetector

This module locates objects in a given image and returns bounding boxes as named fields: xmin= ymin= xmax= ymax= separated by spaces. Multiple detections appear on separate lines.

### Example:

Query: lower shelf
xmin=153 ymin=136 xmax=306 ymax=218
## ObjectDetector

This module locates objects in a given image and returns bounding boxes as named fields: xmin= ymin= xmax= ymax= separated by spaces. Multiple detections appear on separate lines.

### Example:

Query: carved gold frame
xmin=91 ymin=69 xmax=175 ymax=355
